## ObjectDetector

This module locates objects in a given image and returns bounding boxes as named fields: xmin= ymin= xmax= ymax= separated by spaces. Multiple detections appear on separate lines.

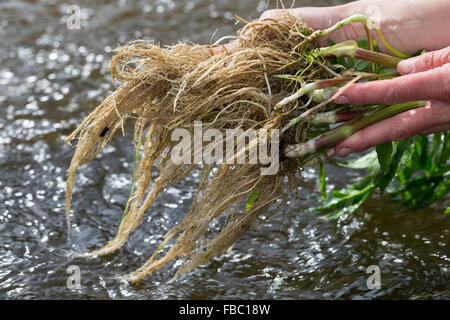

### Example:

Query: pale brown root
xmin=65 ymin=12 xmax=340 ymax=280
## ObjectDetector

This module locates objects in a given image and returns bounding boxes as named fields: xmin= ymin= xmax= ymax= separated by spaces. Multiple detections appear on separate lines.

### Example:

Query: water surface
xmin=0 ymin=0 xmax=448 ymax=299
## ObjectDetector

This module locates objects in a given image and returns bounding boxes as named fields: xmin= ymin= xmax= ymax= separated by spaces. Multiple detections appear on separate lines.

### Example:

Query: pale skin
xmin=334 ymin=47 xmax=450 ymax=156
xmin=218 ymin=0 xmax=450 ymax=157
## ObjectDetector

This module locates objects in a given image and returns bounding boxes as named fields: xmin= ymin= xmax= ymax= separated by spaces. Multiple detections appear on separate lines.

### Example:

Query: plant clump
xmin=65 ymin=12 xmax=422 ymax=282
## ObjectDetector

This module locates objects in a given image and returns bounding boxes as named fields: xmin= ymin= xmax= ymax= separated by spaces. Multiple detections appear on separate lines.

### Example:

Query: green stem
xmin=284 ymin=101 xmax=426 ymax=159
xmin=277 ymin=69 xmax=400 ymax=114
xmin=363 ymin=24 xmax=376 ymax=73
xmin=355 ymin=48 xmax=402 ymax=68
xmin=315 ymin=40 xmax=402 ymax=68
xmin=342 ymin=70 xmax=399 ymax=79
xmin=307 ymin=14 xmax=410 ymax=59
xmin=275 ymin=77 xmax=354 ymax=109
xmin=310 ymin=109 xmax=366 ymax=125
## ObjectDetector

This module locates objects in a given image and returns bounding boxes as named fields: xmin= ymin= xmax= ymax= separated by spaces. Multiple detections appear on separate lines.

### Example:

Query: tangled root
xmin=66 ymin=12 xmax=330 ymax=282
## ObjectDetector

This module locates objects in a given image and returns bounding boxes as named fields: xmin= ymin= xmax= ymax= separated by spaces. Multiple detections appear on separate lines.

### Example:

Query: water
xmin=0 ymin=0 xmax=448 ymax=299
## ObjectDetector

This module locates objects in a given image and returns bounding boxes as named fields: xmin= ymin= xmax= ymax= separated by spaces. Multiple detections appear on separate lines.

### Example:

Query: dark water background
xmin=0 ymin=0 xmax=448 ymax=299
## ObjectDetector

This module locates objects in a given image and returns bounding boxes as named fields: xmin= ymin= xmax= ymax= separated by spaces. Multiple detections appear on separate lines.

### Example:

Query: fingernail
xmin=398 ymin=59 xmax=415 ymax=75
xmin=338 ymin=147 xmax=352 ymax=157
xmin=335 ymin=95 xmax=350 ymax=104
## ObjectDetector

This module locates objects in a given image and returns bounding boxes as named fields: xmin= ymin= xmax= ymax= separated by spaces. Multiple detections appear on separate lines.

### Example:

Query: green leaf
xmin=332 ymin=190 xmax=349 ymax=198
xmin=326 ymin=38 xmax=336 ymax=46
xmin=357 ymin=37 xmax=369 ymax=49
xmin=415 ymin=135 xmax=432 ymax=176
xmin=314 ymin=185 xmax=374 ymax=212
xmin=319 ymin=163 xmax=327 ymax=200
xmin=411 ymin=49 xmax=427 ymax=57
xmin=399 ymin=177 xmax=444 ymax=209
xmin=319 ymin=186 xmax=373 ymax=220
xmin=403 ymin=179 xmax=449 ymax=210
xmin=339 ymin=150 xmax=378 ymax=170
xmin=201 ymin=111 xmax=218 ymax=122
xmin=357 ymin=37 xmax=378 ymax=51
xmin=430 ymin=177 xmax=450 ymax=202
xmin=439 ymin=131 xmax=450 ymax=165
xmin=445 ymin=207 xmax=450 ymax=214
xmin=245 ymin=190 xmax=260 ymax=212
xmin=431 ymin=133 xmax=443 ymax=164
xmin=376 ymin=142 xmax=393 ymax=173
xmin=374 ymin=138 xmax=415 ymax=194
xmin=350 ymin=173 xmax=377 ymax=191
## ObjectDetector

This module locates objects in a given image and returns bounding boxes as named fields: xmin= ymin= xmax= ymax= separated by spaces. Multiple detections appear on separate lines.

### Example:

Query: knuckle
xmin=442 ymin=48 xmax=450 ymax=64
xmin=436 ymin=47 xmax=450 ymax=66
xmin=420 ymin=50 xmax=438 ymax=70
xmin=419 ymin=48 xmax=450 ymax=70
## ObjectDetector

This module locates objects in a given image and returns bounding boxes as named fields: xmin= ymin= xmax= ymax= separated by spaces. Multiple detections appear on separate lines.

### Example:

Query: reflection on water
xmin=0 ymin=0 xmax=448 ymax=299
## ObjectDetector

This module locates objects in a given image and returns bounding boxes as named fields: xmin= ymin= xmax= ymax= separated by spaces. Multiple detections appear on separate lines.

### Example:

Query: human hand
xmin=334 ymin=46 xmax=450 ymax=157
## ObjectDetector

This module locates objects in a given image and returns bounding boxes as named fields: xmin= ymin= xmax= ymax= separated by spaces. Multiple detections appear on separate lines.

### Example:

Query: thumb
xmin=398 ymin=46 xmax=450 ymax=75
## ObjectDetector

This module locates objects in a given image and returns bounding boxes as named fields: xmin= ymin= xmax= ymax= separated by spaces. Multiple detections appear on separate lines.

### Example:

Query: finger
xmin=398 ymin=46 xmax=450 ymax=75
xmin=211 ymin=42 xmax=236 ymax=55
xmin=418 ymin=123 xmax=450 ymax=136
xmin=335 ymin=63 xmax=450 ymax=105
xmin=335 ymin=101 xmax=450 ymax=156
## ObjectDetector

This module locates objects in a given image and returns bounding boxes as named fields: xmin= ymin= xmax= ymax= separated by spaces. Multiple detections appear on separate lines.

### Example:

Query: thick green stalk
xmin=275 ymin=77 xmax=354 ymax=110
xmin=283 ymin=76 xmax=361 ymax=131
xmin=310 ymin=109 xmax=366 ymax=125
xmin=309 ymin=72 xmax=399 ymax=104
xmin=355 ymin=48 xmax=402 ymax=68
xmin=342 ymin=70 xmax=399 ymax=79
xmin=315 ymin=40 xmax=403 ymax=68
xmin=277 ymin=70 xmax=398 ymax=111
xmin=284 ymin=101 xmax=426 ymax=159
